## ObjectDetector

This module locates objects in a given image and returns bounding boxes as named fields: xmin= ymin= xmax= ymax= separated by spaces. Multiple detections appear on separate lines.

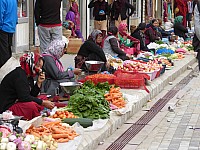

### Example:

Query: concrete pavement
xmin=96 ymin=60 xmax=200 ymax=150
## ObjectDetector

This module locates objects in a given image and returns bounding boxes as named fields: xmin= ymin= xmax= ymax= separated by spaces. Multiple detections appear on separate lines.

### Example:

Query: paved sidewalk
xmin=134 ymin=74 xmax=200 ymax=150
xmin=97 ymin=70 xmax=200 ymax=150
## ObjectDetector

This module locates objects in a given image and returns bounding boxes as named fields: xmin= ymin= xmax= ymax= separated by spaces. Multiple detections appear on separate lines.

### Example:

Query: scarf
xmin=174 ymin=15 xmax=183 ymax=24
xmin=20 ymin=52 xmax=43 ymax=77
xmin=43 ymin=40 xmax=66 ymax=72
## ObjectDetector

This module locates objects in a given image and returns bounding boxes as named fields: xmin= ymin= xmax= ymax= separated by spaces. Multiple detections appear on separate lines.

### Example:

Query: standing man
xmin=193 ymin=0 xmax=200 ymax=71
xmin=110 ymin=0 xmax=134 ymax=27
xmin=34 ymin=0 xmax=62 ymax=53
xmin=88 ymin=0 xmax=109 ymax=38
xmin=0 ymin=0 xmax=18 ymax=68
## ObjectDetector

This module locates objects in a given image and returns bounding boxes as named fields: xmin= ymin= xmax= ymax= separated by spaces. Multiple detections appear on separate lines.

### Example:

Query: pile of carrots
xmin=86 ymin=74 xmax=116 ymax=80
xmin=104 ymin=86 xmax=126 ymax=108
xmin=26 ymin=121 xmax=78 ymax=143
xmin=50 ymin=110 xmax=78 ymax=119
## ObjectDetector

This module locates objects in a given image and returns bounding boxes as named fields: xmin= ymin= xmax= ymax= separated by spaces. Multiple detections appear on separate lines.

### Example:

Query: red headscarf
xmin=20 ymin=52 xmax=43 ymax=77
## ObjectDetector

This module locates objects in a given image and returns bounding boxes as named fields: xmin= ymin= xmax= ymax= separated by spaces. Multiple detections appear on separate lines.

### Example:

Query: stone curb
xmin=77 ymin=55 xmax=197 ymax=150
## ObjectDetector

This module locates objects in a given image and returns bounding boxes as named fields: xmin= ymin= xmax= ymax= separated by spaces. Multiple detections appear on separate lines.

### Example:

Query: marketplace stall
xmin=0 ymin=34 xmax=195 ymax=149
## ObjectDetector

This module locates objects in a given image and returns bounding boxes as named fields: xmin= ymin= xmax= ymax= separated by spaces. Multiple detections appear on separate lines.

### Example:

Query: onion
xmin=9 ymin=135 xmax=17 ymax=142
xmin=17 ymin=141 xmax=31 ymax=150
xmin=13 ymin=137 xmax=22 ymax=145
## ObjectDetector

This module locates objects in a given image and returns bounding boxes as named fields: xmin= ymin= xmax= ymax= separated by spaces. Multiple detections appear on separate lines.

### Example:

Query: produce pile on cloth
xmin=62 ymin=81 xmax=111 ymax=119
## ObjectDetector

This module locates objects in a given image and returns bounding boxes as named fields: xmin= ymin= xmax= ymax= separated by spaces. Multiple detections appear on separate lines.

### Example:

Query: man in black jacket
xmin=88 ymin=0 xmax=109 ymax=37
xmin=34 ymin=0 xmax=62 ymax=53
xmin=110 ymin=0 xmax=134 ymax=27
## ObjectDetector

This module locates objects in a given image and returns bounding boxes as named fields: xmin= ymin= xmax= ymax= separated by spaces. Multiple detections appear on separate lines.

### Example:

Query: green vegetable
xmin=66 ymin=81 xmax=111 ymax=119
xmin=62 ymin=118 xmax=93 ymax=128
xmin=156 ymin=40 xmax=164 ymax=44
xmin=186 ymin=45 xmax=194 ymax=51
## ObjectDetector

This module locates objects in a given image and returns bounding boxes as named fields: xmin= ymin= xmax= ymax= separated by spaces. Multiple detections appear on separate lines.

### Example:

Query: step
xmin=77 ymin=55 xmax=197 ymax=150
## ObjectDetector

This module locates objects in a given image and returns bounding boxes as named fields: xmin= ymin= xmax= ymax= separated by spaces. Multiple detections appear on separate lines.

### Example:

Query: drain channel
xmin=106 ymin=68 xmax=197 ymax=150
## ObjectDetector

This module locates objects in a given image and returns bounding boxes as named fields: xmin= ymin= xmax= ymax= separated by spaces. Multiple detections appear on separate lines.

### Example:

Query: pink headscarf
xmin=118 ymin=22 xmax=128 ymax=34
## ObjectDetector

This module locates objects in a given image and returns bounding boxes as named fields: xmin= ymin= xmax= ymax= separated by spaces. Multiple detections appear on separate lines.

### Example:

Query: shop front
xmin=13 ymin=0 xmax=29 ymax=53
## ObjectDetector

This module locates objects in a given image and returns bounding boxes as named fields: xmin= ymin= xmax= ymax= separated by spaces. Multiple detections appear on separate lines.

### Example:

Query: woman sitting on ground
xmin=0 ymin=52 xmax=54 ymax=120
xmin=145 ymin=19 xmax=162 ymax=45
xmin=103 ymin=26 xmax=130 ymax=61
xmin=118 ymin=22 xmax=134 ymax=47
xmin=174 ymin=16 xmax=188 ymax=40
xmin=157 ymin=18 xmax=172 ymax=38
xmin=75 ymin=29 xmax=107 ymax=71
xmin=42 ymin=40 xmax=81 ymax=96
xmin=131 ymin=23 xmax=149 ymax=51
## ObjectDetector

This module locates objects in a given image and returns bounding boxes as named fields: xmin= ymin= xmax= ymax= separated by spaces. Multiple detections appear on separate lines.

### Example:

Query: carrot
xmin=52 ymin=134 xmax=69 ymax=139
xmin=30 ymin=131 xmax=41 ymax=137
xmin=42 ymin=120 xmax=61 ymax=126
xmin=56 ymin=138 xmax=69 ymax=143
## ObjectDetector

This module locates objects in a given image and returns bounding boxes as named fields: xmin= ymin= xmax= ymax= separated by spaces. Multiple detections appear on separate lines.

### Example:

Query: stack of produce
xmin=104 ymin=86 xmax=126 ymax=108
xmin=66 ymin=81 xmax=111 ymax=119
xmin=26 ymin=121 xmax=78 ymax=144
xmin=50 ymin=110 xmax=78 ymax=119
xmin=0 ymin=133 xmax=58 ymax=150
xmin=85 ymin=74 xmax=116 ymax=84
xmin=118 ymin=60 xmax=162 ymax=73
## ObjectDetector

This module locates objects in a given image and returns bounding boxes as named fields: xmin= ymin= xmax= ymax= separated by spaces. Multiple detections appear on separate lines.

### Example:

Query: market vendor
xmin=42 ymin=40 xmax=81 ymax=96
xmin=174 ymin=16 xmax=188 ymax=40
xmin=75 ymin=29 xmax=107 ymax=71
xmin=0 ymin=52 xmax=54 ymax=120
xmin=103 ymin=26 xmax=130 ymax=61
xmin=145 ymin=19 xmax=162 ymax=45
xmin=157 ymin=19 xmax=172 ymax=38
xmin=131 ymin=23 xmax=149 ymax=51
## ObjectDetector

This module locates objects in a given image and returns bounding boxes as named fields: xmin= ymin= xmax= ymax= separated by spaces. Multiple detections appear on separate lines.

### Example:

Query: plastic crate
xmin=155 ymin=68 xmax=162 ymax=78
xmin=138 ymin=71 xmax=155 ymax=81
xmin=85 ymin=74 xmax=116 ymax=85
xmin=114 ymin=70 xmax=149 ymax=93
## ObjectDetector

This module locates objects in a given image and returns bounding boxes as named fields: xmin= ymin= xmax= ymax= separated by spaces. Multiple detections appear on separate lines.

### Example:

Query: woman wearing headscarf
xmin=118 ymin=22 xmax=133 ymax=47
xmin=75 ymin=29 xmax=107 ymax=71
xmin=131 ymin=23 xmax=149 ymax=51
xmin=42 ymin=40 xmax=81 ymax=96
xmin=145 ymin=19 xmax=162 ymax=45
xmin=157 ymin=18 xmax=172 ymax=38
xmin=103 ymin=26 xmax=130 ymax=61
xmin=0 ymin=52 xmax=54 ymax=120
xmin=174 ymin=16 xmax=188 ymax=40
xmin=66 ymin=0 xmax=84 ymax=41
xmin=118 ymin=22 xmax=140 ymax=55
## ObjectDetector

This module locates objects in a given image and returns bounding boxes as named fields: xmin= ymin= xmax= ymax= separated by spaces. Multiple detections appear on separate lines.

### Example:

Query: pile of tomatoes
xmin=50 ymin=110 xmax=78 ymax=119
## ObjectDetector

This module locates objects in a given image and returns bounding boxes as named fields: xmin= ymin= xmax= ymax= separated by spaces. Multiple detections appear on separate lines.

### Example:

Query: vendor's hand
xmin=106 ymin=62 xmax=110 ymax=68
xmin=73 ymin=68 xmax=82 ymax=75
xmin=42 ymin=100 xmax=55 ymax=110
xmin=126 ymin=54 xmax=131 ymax=58
xmin=37 ymin=72 xmax=45 ymax=88
xmin=123 ymin=36 xmax=127 ymax=40
xmin=38 ymin=72 xmax=45 ymax=83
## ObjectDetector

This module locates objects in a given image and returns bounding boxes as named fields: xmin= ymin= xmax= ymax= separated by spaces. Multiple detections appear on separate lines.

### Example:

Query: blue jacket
xmin=0 ymin=0 xmax=18 ymax=33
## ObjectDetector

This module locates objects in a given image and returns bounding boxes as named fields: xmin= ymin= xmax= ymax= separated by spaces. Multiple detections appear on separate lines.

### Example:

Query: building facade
xmin=13 ymin=0 xmax=175 ymax=54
